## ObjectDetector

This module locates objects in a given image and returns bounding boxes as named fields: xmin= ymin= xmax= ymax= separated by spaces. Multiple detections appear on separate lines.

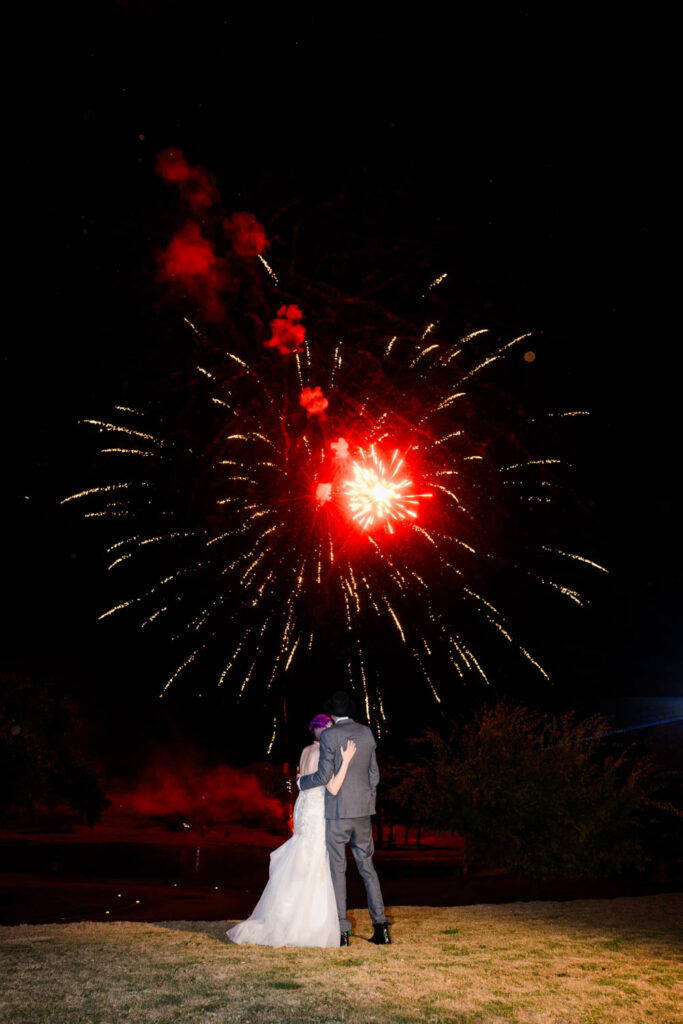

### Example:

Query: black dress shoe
xmin=340 ymin=932 xmax=350 ymax=946
xmin=368 ymin=922 xmax=391 ymax=944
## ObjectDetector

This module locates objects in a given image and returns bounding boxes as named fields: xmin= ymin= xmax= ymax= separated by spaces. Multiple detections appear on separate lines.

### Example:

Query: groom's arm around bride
xmin=299 ymin=716 xmax=379 ymax=819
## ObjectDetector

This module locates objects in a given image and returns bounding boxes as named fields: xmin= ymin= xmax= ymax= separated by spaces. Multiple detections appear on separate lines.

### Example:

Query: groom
xmin=299 ymin=689 xmax=391 ymax=946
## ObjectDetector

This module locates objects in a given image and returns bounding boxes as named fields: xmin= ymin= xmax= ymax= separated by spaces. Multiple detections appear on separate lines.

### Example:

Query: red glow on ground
xmin=110 ymin=753 xmax=286 ymax=830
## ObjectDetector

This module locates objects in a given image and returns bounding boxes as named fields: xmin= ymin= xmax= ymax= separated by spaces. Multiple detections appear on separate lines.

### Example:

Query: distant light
xmin=523 ymin=351 xmax=536 ymax=363
xmin=135 ymin=899 xmax=140 ymax=904
xmin=105 ymin=910 xmax=110 ymax=915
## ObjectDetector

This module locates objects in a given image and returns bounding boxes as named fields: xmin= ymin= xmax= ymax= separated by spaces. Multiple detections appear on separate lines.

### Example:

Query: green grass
xmin=1 ymin=895 xmax=682 ymax=1023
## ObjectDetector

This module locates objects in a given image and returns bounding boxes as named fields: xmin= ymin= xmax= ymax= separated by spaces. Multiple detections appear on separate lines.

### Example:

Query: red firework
xmin=62 ymin=150 xmax=605 ymax=741
xmin=341 ymin=446 xmax=431 ymax=533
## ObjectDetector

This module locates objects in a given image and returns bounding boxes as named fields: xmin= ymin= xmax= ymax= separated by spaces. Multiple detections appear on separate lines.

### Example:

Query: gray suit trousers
xmin=326 ymin=816 xmax=386 ymax=933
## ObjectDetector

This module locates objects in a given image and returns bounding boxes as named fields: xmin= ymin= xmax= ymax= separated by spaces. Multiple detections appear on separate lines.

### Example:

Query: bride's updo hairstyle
xmin=309 ymin=713 xmax=332 ymax=735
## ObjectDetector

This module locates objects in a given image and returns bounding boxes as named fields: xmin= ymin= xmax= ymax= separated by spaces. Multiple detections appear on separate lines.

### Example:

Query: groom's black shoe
xmin=368 ymin=922 xmax=391 ymax=944
xmin=340 ymin=932 xmax=350 ymax=946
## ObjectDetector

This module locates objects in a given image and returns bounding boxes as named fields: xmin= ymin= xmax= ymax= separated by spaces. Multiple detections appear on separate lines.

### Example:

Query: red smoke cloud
xmin=156 ymin=148 xmax=191 ymax=183
xmin=300 ymin=386 xmax=328 ymax=416
xmin=154 ymin=147 xmax=271 ymax=326
xmin=111 ymin=752 xmax=286 ymax=830
xmin=264 ymin=305 xmax=305 ymax=356
xmin=159 ymin=222 xmax=217 ymax=278
xmin=156 ymin=222 xmax=229 ymax=323
xmin=156 ymin=147 xmax=220 ymax=214
xmin=224 ymin=212 xmax=268 ymax=257
xmin=331 ymin=437 xmax=349 ymax=460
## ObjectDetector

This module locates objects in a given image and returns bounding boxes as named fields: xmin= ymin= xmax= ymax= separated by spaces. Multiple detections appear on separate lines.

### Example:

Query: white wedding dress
xmin=226 ymin=749 xmax=338 ymax=948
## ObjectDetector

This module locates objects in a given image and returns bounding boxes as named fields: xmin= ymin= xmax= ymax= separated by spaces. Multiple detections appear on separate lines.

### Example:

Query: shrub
xmin=388 ymin=702 xmax=681 ymax=879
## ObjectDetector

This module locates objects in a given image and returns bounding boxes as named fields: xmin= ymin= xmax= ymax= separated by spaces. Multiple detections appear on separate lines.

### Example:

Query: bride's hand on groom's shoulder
xmin=341 ymin=739 xmax=357 ymax=763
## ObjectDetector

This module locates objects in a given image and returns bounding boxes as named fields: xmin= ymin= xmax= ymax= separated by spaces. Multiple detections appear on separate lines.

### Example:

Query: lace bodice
xmin=293 ymin=742 xmax=326 ymax=840
xmin=292 ymin=784 xmax=326 ymax=840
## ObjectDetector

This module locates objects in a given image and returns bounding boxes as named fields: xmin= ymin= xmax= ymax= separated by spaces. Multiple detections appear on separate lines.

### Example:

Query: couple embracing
xmin=228 ymin=690 xmax=391 ymax=947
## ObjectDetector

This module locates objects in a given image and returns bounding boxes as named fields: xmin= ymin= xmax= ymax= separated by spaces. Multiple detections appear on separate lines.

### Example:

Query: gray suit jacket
xmin=299 ymin=718 xmax=379 ymax=819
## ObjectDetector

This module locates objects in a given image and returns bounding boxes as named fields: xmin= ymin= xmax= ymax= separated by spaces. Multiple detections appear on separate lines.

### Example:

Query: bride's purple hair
xmin=309 ymin=713 xmax=332 ymax=734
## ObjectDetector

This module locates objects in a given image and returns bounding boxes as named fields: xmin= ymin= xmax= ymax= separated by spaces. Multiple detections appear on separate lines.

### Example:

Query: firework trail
xmin=63 ymin=151 xmax=606 ymax=742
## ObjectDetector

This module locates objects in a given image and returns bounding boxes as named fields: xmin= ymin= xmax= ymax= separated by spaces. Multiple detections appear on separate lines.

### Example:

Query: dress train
xmin=226 ymin=784 xmax=338 ymax=948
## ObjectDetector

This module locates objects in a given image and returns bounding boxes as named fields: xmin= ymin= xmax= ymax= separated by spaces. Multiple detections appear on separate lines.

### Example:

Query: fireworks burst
xmin=343 ymin=447 xmax=430 ymax=532
xmin=62 ymin=152 xmax=606 ymax=741
xmin=64 ymin=314 xmax=605 ymax=736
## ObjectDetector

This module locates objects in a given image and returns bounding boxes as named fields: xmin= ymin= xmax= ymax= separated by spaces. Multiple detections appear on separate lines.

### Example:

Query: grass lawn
xmin=1 ymin=895 xmax=681 ymax=1023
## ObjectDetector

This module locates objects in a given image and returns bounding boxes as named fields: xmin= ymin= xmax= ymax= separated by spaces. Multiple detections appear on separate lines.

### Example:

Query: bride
xmin=227 ymin=713 xmax=356 ymax=947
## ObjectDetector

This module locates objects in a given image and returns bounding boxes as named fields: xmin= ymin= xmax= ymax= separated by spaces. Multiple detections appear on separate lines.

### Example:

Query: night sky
xmin=5 ymin=7 xmax=679 ymax=766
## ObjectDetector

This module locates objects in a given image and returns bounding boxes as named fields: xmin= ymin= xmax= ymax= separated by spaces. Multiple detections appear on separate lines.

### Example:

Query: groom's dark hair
xmin=323 ymin=689 xmax=356 ymax=717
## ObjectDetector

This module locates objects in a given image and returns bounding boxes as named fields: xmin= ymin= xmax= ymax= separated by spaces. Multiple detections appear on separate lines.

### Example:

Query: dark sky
xmin=5 ymin=6 xmax=679 ymax=762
